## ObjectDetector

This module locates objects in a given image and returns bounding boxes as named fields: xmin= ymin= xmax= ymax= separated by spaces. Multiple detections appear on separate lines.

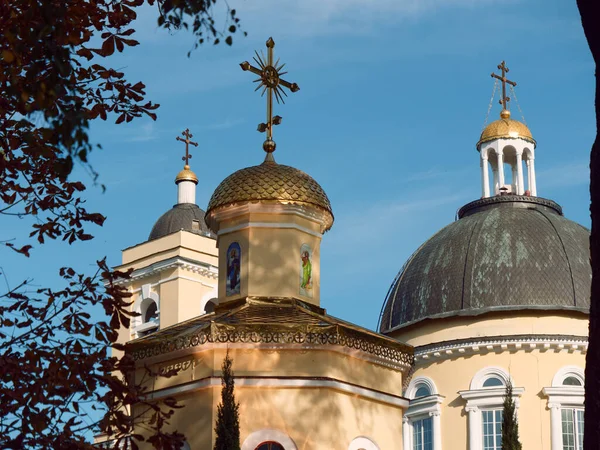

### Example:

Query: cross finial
xmin=176 ymin=128 xmax=199 ymax=166
xmin=240 ymin=37 xmax=300 ymax=158
xmin=491 ymin=61 xmax=517 ymax=114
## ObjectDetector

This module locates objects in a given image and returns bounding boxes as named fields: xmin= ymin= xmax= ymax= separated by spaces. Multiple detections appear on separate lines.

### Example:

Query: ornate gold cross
xmin=240 ymin=37 xmax=300 ymax=154
xmin=176 ymin=128 xmax=198 ymax=166
xmin=491 ymin=61 xmax=517 ymax=111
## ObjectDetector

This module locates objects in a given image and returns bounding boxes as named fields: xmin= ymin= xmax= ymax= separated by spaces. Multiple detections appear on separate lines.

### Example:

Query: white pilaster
xmin=516 ymin=150 xmax=524 ymax=195
xmin=177 ymin=180 xmax=196 ymax=204
xmin=466 ymin=406 xmax=480 ymax=450
xmin=431 ymin=411 xmax=442 ymax=450
xmin=481 ymin=156 xmax=490 ymax=198
xmin=548 ymin=403 xmax=562 ymax=450
xmin=402 ymin=416 xmax=410 ymax=450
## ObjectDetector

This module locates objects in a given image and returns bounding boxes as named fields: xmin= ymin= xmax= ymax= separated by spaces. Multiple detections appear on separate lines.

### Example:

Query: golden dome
xmin=477 ymin=110 xmax=536 ymax=148
xmin=175 ymin=165 xmax=198 ymax=184
xmin=206 ymin=160 xmax=333 ymax=229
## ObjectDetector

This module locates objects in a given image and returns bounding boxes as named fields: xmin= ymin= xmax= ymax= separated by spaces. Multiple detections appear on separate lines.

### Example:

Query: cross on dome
xmin=176 ymin=128 xmax=199 ymax=167
xmin=240 ymin=37 xmax=300 ymax=157
xmin=491 ymin=61 xmax=517 ymax=117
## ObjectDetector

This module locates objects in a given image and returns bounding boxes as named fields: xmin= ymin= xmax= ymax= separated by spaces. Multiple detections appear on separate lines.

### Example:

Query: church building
xmin=106 ymin=45 xmax=590 ymax=450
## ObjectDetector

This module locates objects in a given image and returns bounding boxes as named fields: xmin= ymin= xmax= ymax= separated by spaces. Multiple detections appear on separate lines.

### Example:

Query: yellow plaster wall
xmin=390 ymin=311 xmax=589 ymax=347
xmin=146 ymin=347 xmax=404 ymax=398
xmin=113 ymin=230 xmax=219 ymax=348
xmin=414 ymin=348 xmax=586 ymax=450
xmin=137 ymin=346 xmax=407 ymax=450
xmin=217 ymin=214 xmax=323 ymax=306
xmin=121 ymin=232 xmax=217 ymax=267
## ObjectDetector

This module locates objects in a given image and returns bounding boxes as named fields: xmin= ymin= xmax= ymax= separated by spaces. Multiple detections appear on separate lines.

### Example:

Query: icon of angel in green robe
xmin=300 ymin=244 xmax=312 ymax=297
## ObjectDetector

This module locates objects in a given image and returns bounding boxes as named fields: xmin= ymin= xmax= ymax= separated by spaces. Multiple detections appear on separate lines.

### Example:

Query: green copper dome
xmin=380 ymin=196 xmax=591 ymax=334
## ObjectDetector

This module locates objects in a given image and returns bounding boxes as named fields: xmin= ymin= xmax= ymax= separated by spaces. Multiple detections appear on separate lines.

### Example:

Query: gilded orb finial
xmin=240 ymin=37 xmax=300 ymax=156
xmin=500 ymin=109 xmax=511 ymax=119
xmin=491 ymin=61 xmax=517 ymax=115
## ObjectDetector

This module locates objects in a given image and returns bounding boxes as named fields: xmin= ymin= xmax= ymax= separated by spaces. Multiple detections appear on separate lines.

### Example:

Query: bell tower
xmin=477 ymin=61 xmax=537 ymax=197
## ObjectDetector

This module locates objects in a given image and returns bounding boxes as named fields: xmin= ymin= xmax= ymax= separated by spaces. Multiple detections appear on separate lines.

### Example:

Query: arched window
xmin=348 ymin=436 xmax=380 ymax=450
xmin=204 ymin=299 xmax=216 ymax=314
xmin=132 ymin=284 xmax=160 ymax=338
xmin=255 ymin=443 xmax=284 ymax=450
xmin=414 ymin=384 xmax=431 ymax=398
xmin=403 ymin=377 xmax=442 ymax=450
xmin=144 ymin=301 xmax=158 ymax=323
xmin=459 ymin=367 xmax=523 ymax=450
xmin=543 ymin=366 xmax=585 ymax=450
xmin=241 ymin=429 xmax=297 ymax=450
xmin=482 ymin=376 xmax=504 ymax=388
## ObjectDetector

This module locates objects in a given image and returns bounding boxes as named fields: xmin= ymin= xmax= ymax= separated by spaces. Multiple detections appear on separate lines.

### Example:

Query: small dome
xmin=206 ymin=160 xmax=333 ymax=229
xmin=149 ymin=203 xmax=215 ymax=241
xmin=175 ymin=165 xmax=198 ymax=184
xmin=379 ymin=196 xmax=590 ymax=334
xmin=477 ymin=110 xmax=535 ymax=148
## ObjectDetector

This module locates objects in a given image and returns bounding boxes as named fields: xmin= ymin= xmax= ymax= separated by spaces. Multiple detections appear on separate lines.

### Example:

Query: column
xmin=492 ymin=167 xmax=499 ymax=195
xmin=511 ymin=166 xmax=517 ymax=193
xmin=481 ymin=156 xmax=490 ymax=198
xmin=430 ymin=411 xmax=442 ymax=450
xmin=516 ymin=150 xmax=525 ymax=195
xmin=496 ymin=150 xmax=505 ymax=190
xmin=402 ymin=416 xmax=411 ymax=450
xmin=529 ymin=158 xmax=537 ymax=196
xmin=548 ymin=403 xmax=562 ymax=450
xmin=466 ymin=406 xmax=480 ymax=450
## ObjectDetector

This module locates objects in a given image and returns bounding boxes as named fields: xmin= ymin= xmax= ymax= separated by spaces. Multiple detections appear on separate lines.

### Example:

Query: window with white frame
xmin=403 ymin=377 xmax=443 ymax=450
xmin=458 ymin=367 xmax=523 ymax=450
xmin=542 ymin=366 xmax=585 ymax=450
xmin=482 ymin=409 xmax=503 ymax=450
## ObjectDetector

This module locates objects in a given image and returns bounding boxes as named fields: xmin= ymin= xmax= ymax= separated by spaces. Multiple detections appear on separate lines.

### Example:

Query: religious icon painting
xmin=226 ymin=242 xmax=241 ymax=296
xmin=299 ymin=243 xmax=313 ymax=298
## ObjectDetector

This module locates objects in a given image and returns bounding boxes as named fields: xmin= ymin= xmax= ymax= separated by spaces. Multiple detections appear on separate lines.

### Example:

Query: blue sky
xmin=2 ymin=0 xmax=595 ymax=332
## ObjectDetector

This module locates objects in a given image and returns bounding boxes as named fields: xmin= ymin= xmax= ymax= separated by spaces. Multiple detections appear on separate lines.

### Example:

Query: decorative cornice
xmin=414 ymin=334 xmax=588 ymax=364
xmin=114 ymin=256 xmax=218 ymax=285
xmin=131 ymin=324 xmax=413 ymax=370
xmin=458 ymin=195 xmax=562 ymax=218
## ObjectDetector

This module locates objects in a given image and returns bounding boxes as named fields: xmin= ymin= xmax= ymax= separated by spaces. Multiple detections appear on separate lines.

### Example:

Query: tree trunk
xmin=577 ymin=1 xmax=600 ymax=449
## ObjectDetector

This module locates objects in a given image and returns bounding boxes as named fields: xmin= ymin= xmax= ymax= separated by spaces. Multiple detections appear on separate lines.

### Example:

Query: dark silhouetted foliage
xmin=0 ymin=1 xmax=243 ymax=448
xmin=577 ymin=1 xmax=600 ymax=448
xmin=214 ymin=352 xmax=240 ymax=450
xmin=502 ymin=380 xmax=522 ymax=450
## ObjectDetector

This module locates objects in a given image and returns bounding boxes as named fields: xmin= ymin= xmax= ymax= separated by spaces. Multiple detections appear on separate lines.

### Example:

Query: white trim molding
xmin=414 ymin=335 xmax=588 ymax=363
xmin=241 ymin=429 xmax=297 ymax=450
xmin=115 ymin=256 xmax=218 ymax=285
xmin=542 ymin=366 xmax=585 ymax=450
xmin=348 ymin=436 xmax=380 ymax=450
xmin=459 ymin=367 xmax=523 ymax=450
xmin=145 ymin=376 xmax=408 ymax=409
xmin=403 ymin=377 xmax=443 ymax=450
xmin=218 ymin=222 xmax=323 ymax=238
xmin=208 ymin=202 xmax=333 ymax=234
